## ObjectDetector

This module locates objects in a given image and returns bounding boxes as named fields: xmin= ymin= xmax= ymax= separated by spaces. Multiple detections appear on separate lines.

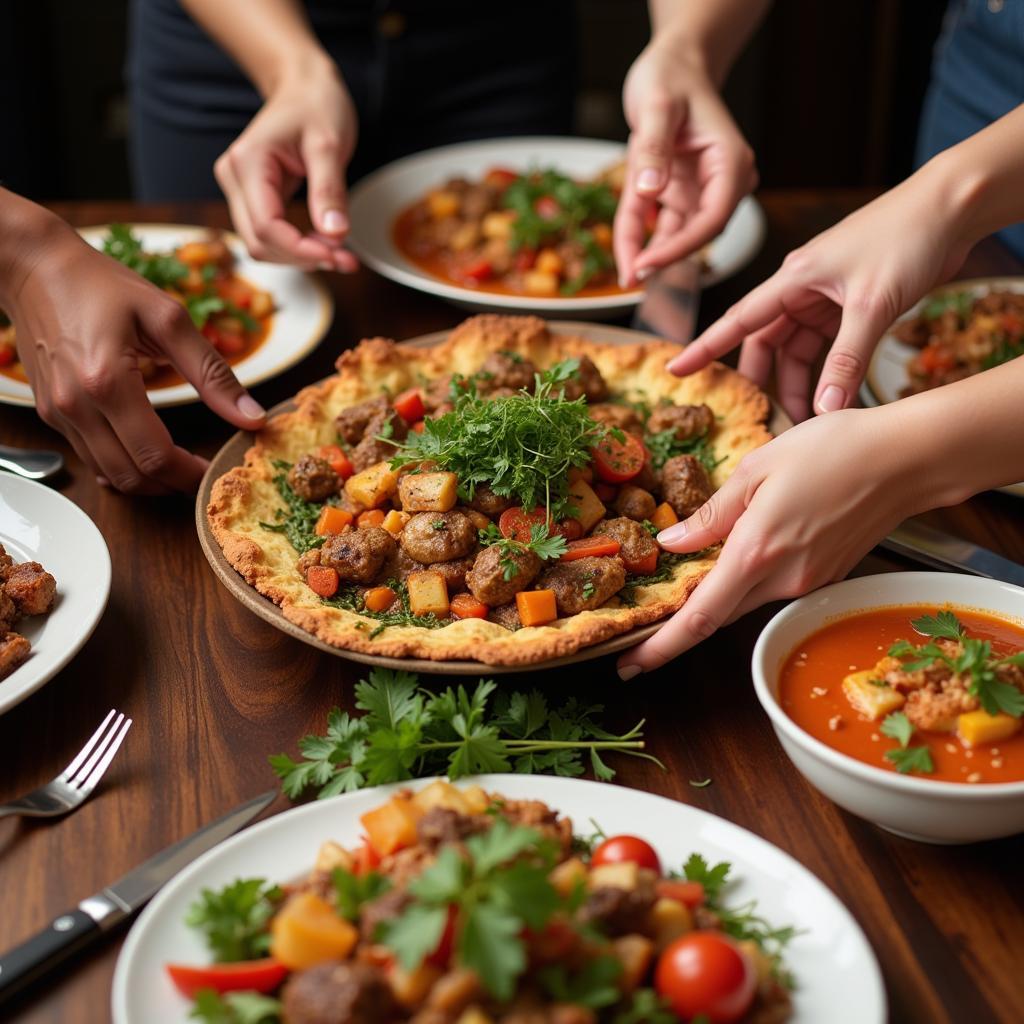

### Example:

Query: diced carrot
xmin=360 ymin=797 xmax=420 ymax=857
xmin=450 ymin=593 xmax=489 ymax=620
xmin=623 ymin=548 xmax=659 ymax=575
xmin=364 ymin=586 xmax=397 ymax=613
xmin=306 ymin=565 xmax=339 ymax=598
xmin=516 ymin=589 xmax=558 ymax=627
xmin=555 ymin=518 xmax=584 ymax=542
xmin=594 ymin=481 xmax=618 ymax=502
xmin=651 ymin=502 xmax=678 ymax=532
xmin=357 ymin=509 xmax=386 ymax=528
xmin=560 ymin=537 xmax=621 ymax=561
xmin=381 ymin=509 xmax=410 ymax=536
xmin=315 ymin=505 xmax=353 ymax=536
xmin=318 ymin=444 xmax=354 ymax=480
xmin=411 ymin=420 xmax=426 ymax=434
xmin=656 ymin=879 xmax=706 ymax=908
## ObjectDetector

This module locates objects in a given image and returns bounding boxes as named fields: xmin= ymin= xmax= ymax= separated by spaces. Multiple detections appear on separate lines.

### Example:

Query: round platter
xmin=0 ymin=224 xmax=334 ymax=410
xmin=197 ymin=322 xmax=790 ymax=674
xmin=347 ymin=136 xmax=766 ymax=318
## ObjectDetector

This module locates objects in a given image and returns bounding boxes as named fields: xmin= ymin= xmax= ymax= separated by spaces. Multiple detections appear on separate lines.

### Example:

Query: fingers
xmin=631 ymin=95 xmax=686 ymax=197
xmin=774 ymin=326 xmax=823 ymax=423
xmin=737 ymin=315 xmax=795 ymax=388
xmin=613 ymin=177 xmax=653 ymax=288
xmin=655 ymin=472 xmax=750 ymax=554
xmin=812 ymin=303 xmax=884 ymax=414
xmin=301 ymin=132 xmax=359 ymax=273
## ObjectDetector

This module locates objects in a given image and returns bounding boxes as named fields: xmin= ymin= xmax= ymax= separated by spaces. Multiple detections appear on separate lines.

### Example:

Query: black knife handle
xmin=0 ymin=908 xmax=99 ymax=1006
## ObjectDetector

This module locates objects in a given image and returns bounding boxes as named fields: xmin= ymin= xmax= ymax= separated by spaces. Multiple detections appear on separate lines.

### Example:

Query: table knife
xmin=881 ymin=519 xmax=1024 ymax=588
xmin=0 ymin=789 xmax=275 ymax=1006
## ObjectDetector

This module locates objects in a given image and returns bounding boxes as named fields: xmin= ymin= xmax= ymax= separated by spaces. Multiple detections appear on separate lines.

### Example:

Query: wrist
xmin=648 ymin=27 xmax=716 ymax=84
xmin=0 ymin=193 xmax=70 ymax=309
xmin=260 ymin=46 xmax=340 ymax=100
xmin=913 ymin=147 xmax=995 ymax=254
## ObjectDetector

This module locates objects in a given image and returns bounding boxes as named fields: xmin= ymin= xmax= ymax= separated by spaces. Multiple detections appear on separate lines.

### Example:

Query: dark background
xmin=0 ymin=0 xmax=946 ymax=201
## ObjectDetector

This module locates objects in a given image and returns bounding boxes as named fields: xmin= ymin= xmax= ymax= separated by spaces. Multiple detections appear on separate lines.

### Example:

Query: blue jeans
xmin=916 ymin=0 xmax=1024 ymax=259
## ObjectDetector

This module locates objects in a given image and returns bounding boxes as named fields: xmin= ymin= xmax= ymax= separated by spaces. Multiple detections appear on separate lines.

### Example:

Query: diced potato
xmin=842 ymin=669 xmax=905 ymax=720
xmin=382 ymin=509 xmax=411 ymax=536
xmin=450 ymin=222 xmax=481 ymax=252
xmin=591 ymin=223 xmax=613 ymax=250
xmin=412 ymin=779 xmax=471 ymax=816
xmin=427 ymin=190 xmax=459 ymax=220
xmin=536 ymin=248 xmax=564 ymax=276
xmin=566 ymin=479 xmax=606 ymax=533
xmin=649 ymin=897 xmax=692 ymax=952
xmin=360 ymin=796 xmax=421 ymax=857
xmin=390 ymin=963 xmax=443 ymax=1008
xmin=250 ymin=289 xmax=274 ymax=318
xmin=270 ymin=892 xmax=359 ymax=969
xmin=589 ymin=861 xmax=639 ymax=892
xmin=408 ymin=571 xmax=450 ymax=618
xmin=345 ymin=461 xmax=399 ymax=509
xmin=549 ymin=856 xmax=588 ymax=898
xmin=523 ymin=270 xmax=559 ymax=296
xmin=612 ymin=934 xmax=654 ymax=993
xmin=399 ymin=471 xmax=459 ymax=512
xmin=460 ymin=785 xmax=490 ymax=814
xmin=481 ymin=210 xmax=515 ymax=239
xmin=957 ymin=710 xmax=1022 ymax=747
xmin=314 ymin=840 xmax=354 ymax=873
xmin=428 ymin=969 xmax=482 ymax=1013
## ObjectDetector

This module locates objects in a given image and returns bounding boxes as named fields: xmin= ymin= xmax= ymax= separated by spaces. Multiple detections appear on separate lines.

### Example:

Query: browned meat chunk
xmin=4 ymin=562 xmax=56 ymax=616
xmin=281 ymin=960 xmax=397 ymax=1024
xmin=335 ymin=395 xmax=388 ymax=446
xmin=0 ymin=631 xmax=31 ymax=680
xmin=465 ymin=545 xmax=542 ymax=606
xmin=905 ymin=679 xmax=978 ymax=732
xmin=297 ymin=548 xmax=322 ymax=576
xmin=0 ymin=543 xmax=13 ymax=577
xmin=422 ymin=376 xmax=455 ymax=415
xmin=647 ymin=402 xmax=715 ymax=441
xmin=379 ymin=545 xmax=421 ymax=583
xmin=561 ymin=355 xmax=609 ymax=403
xmin=468 ymin=483 xmax=513 ymax=517
xmin=288 ymin=456 xmax=339 ymax=503
xmin=359 ymin=888 xmax=411 ymax=944
xmin=426 ymin=553 xmax=477 ymax=593
xmin=537 ymin=556 xmax=626 ymax=615
xmin=593 ymin=517 xmax=658 ymax=567
xmin=0 ymin=588 xmax=16 ymax=631
xmin=661 ymin=454 xmax=713 ymax=519
xmin=401 ymin=512 xmax=477 ymax=564
xmin=478 ymin=351 xmax=537 ymax=393
xmin=500 ymin=798 xmax=574 ymax=853
xmin=588 ymin=402 xmax=643 ymax=435
xmin=320 ymin=528 xmax=396 ymax=584
xmin=350 ymin=407 xmax=408 ymax=473
xmin=612 ymin=485 xmax=657 ymax=522
xmin=416 ymin=807 xmax=486 ymax=850
xmin=490 ymin=601 xmax=522 ymax=631
xmin=582 ymin=883 xmax=657 ymax=936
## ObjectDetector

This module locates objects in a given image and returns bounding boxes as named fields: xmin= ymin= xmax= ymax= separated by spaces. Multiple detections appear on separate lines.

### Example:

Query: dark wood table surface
xmin=2 ymin=191 xmax=1023 ymax=1024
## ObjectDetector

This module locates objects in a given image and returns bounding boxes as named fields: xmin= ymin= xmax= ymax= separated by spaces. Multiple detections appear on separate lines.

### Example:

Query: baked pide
xmin=208 ymin=315 xmax=772 ymax=665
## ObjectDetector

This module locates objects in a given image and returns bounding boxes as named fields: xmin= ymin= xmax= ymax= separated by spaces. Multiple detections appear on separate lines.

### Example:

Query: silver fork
xmin=0 ymin=709 xmax=132 ymax=820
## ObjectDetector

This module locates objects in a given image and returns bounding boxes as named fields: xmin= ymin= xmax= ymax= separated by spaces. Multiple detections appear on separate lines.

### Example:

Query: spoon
xmin=0 ymin=444 xmax=64 ymax=481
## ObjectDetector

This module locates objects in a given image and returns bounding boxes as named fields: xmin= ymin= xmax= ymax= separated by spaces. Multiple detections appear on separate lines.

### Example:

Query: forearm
xmin=647 ymin=0 xmax=773 ymax=85
xmin=180 ymin=0 xmax=335 ymax=97
xmin=0 ymin=190 xmax=68 ymax=309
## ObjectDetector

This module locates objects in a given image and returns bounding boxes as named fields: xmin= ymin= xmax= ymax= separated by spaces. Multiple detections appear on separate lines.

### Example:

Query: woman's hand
xmin=614 ymin=37 xmax=756 ymax=288
xmin=7 ymin=211 xmax=266 ymax=495
xmin=616 ymin=405 xmax=950 ymax=679
xmin=214 ymin=58 xmax=359 ymax=271
xmin=667 ymin=164 xmax=975 ymax=421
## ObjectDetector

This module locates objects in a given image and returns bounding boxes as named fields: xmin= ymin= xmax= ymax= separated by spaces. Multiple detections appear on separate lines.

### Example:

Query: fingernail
xmin=658 ymin=522 xmax=688 ymax=545
xmin=636 ymin=266 xmax=652 ymax=282
xmin=96 ymin=475 xmax=110 ymax=488
xmin=665 ymin=355 xmax=685 ymax=374
xmin=237 ymin=394 xmax=266 ymax=420
xmin=618 ymin=664 xmax=642 ymax=681
xmin=318 ymin=261 xmax=334 ymax=272
xmin=618 ymin=273 xmax=630 ymax=289
xmin=637 ymin=168 xmax=661 ymax=193
xmin=322 ymin=209 xmax=346 ymax=234
xmin=816 ymin=384 xmax=845 ymax=413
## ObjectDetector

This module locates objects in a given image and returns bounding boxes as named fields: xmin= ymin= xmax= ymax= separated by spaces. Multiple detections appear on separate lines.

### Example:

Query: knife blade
xmin=0 ymin=789 xmax=275 ymax=1006
xmin=881 ymin=519 xmax=1024 ymax=587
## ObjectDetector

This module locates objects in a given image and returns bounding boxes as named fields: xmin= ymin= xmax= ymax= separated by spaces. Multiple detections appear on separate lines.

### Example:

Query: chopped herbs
xmin=258 ymin=460 xmax=326 ymax=554
xmin=189 ymin=990 xmax=281 ymax=1024
xmin=880 ymin=711 xmax=934 ymax=776
xmin=103 ymin=223 xmax=188 ymax=289
xmin=323 ymin=579 xmax=442 ymax=638
xmin=185 ymin=878 xmax=283 ymax=963
xmin=879 ymin=710 xmax=914 ymax=748
xmin=479 ymin=521 xmax=568 ymax=581
xmin=982 ymin=334 xmax=1024 ymax=370
xmin=921 ymin=290 xmax=974 ymax=322
xmin=613 ymin=989 xmax=678 ymax=1024
xmin=332 ymin=867 xmax=391 ymax=922
xmin=644 ymin=428 xmax=723 ymax=475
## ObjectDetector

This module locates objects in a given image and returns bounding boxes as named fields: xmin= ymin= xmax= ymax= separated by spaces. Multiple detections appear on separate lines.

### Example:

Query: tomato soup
xmin=778 ymin=605 xmax=1024 ymax=784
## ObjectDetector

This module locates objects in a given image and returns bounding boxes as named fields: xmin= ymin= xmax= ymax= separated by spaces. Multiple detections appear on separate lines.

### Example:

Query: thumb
xmin=813 ymin=304 xmax=886 ymax=414
xmin=631 ymin=95 xmax=685 ymax=196
xmin=656 ymin=472 xmax=749 ymax=552
xmin=302 ymin=132 xmax=350 ymax=238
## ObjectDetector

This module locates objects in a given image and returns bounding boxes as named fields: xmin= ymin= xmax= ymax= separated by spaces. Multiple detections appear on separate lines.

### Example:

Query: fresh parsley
xmin=921 ymin=290 xmax=974 ymax=322
xmin=332 ymin=867 xmax=391 ymax=922
xmin=185 ymin=879 xmax=283 ymax=963
xmin=539 ymin=954 xmax=623 ymax=1008
xmin=324 ymin=579 xmax=444 ymax=638
xmin=880 ymin=711 xmax=934 ymax=776
xmin=879 ymin=711 xmax=914 ymax=748
xmin=644 ymin=428 xmax=722 ymax=475
xmin=479 ymin=521 xmax=568 ymax=580
xmin=103 ymin=223 xmax=188 ymax=289
xmin=190 ymin=990 xmax=281 ymax=1024
xmin=613 ymin=989 xmax=678 ymax=1024
xmin=258 ymin=459 xmax=328 ymax=554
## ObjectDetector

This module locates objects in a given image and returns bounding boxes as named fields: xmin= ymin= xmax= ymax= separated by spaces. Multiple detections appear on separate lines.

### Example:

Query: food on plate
xmin=0 ymin=542 xmax=57 ymax=680
xmin=779 ymin=607 xmax=1024 ymax=782
xmin=892 ymin=287 xmax=1024 ymax=395
xmin=166 ymin=784 xmax=796 ymax=1023
xmin=208 ymin=315 xmax=771 ymax=664
xmin=0 ymin=224 xmax=275 ymax=390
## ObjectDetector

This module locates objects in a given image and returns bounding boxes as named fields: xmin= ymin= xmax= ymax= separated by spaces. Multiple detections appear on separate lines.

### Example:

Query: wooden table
xmin=2 ymin=192 xmax=1023 ymax=1024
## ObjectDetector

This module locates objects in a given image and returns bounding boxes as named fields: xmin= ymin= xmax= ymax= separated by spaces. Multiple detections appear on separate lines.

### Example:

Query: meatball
xmin=320 ymin=528 xmax=396 ymax=584
xmin=647 ymin=402 xmax=715 ymax=441
xmin=350 ymin=407 xmax=408 ymax=473
xmin=281 ymin=961 xmax=397 ymax=1024
xmin=416 ymin=807 xmax=485 ymax=849
xmin=400 ymin=511 xmax=477 ymax=564
xmin=561 ymin=355 xmax=609 ymax=403
xmin=335 ymin=395 xmax=388 ymax=446
xmin=0 ymin=588 xmax=16 ymax=631
xmin=422 ymin=375 xmax=455 ymax=414
xmin=612 ymin=485 xmax=657 ymax=522
xmin=359 ymin=888 xmax=411 ymax=944
xmin=661 ymin=454 xmax=713 ymax=519
xmin=288 ymin=456 xmax=339 ymax=503
xmin=426 ymin=553 xmax=477 ymax=593
xmin=0 ymin=631 xmax=30 ymax=680
xmin=465 ymin=545 xmax=542 ymax=607
xmin=582 ymin=880 xmax=657 ymax=936
xmin=593 ymin=517 xmax=658 ymax=567
xmin=536 ymin=556 xmax=626 ymax=615
xmin=0 ymin=543 xmax=13 ymax=577
xmin=3 ymin=562 xmax=56 ymax=616
xmin=468 ymin=483 xmax=513 ymax=517
xmin=490 ymin=602 xmax=522 ymax=631
xmin=588 ymin=402 xmax=643 ymax=435
xmin=478 ymin=351 xmax=537 ymax=393
xmin=297 ymin=548 xmax=322 ymax=576
xmin=379 ymin=545 xmax=421 ymax=583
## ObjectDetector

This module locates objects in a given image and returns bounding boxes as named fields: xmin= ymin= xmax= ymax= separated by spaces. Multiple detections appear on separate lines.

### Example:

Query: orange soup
xmin=779 ymin=605 xmax=1024 ymax=784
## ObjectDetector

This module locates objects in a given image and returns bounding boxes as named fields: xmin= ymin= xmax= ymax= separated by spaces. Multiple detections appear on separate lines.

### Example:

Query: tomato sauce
xmin=778 ymin=605 xmax=1024 ymax=784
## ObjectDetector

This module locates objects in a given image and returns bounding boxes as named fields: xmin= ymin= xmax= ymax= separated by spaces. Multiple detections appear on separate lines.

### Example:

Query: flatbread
xmin=208 ymin=315 xmax=771 ymax=665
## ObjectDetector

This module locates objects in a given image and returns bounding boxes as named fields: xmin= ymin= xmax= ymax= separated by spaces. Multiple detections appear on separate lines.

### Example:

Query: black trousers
xmin=128 ymin=0 xmax=579 ymax=200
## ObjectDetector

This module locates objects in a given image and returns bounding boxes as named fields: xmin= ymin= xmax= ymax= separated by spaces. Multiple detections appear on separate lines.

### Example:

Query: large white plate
xmin=0 ymin=475 xmax=111 ymax=715
xmin=112 ymin=775 xmax=885 ymax=1024
xmin=348 ymin=137 xmax=765 ymax=317
xmin=0 ymin=224 xmax=334 ymax=410
xmin=861 ymin=276 xmax=1024 ymax=498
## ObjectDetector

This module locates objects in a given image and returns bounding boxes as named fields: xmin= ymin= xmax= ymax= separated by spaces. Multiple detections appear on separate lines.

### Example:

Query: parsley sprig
xmin=644 ymin=428 xmax=722 ymax=475
xmin=880 ymin=711 xmax=934 ymax=775
xmin=479 ymin=521 xmax=567 ymax=580
xmin=189 ymin=990 xmax=281 ymax=1024
xmin=332 ymin=867 xmax=391 ymax=922
xmin=103 ymin=223 xmax=188 ymax=289
xmin=258 ymin=459 xmax=329 ymax=554
xmin=270 ymin=670 xmax=661 ymax=800
xmin=185 ymin=878 xmax=283 ymax=963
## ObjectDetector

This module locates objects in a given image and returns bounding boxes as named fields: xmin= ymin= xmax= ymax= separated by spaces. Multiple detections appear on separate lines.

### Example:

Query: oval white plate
xmin=860 ymin=276 xmax=1024 ymax=498
xmin=112 ymin=774 xmax=884 ymax=1024
xmin=0 ymin=475 xmax=111 ymax=715
xmin=348 ymin=136 xmax=765 ymax=317
xmin=0 ymin=224 xmax=334 ymax=409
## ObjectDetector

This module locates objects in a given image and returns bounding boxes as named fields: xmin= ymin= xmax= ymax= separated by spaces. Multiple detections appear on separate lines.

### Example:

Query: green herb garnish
xmin=190 ymin=990 xmax=281 ymax=1024
xmin=103 ymin=223 xmax=188 ymax=289
xmin=258 ymin=459 xmax=328 ymax=553
xmin=479 ymin=521 xmax=568 ymax=580
xmin=614 ymin=989 xmax=678 ymax=1024
xmin=921 ymin=290 xmax=974 ymax=322
xmin=332 ymin=867 xmax=391 ymax=923
xmin=644 ymin=428 xmax=722 ymax=475
xmin=880 ymin=711 xmax=934 ymax=776
xmin=323 ymin=579 xmax=443 ymax=638
xmin=185 ymin=879 xmax=283 ymax=963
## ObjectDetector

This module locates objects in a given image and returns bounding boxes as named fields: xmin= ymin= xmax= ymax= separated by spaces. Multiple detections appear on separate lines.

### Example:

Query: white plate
xmin=860 ymin=276 xmax=1024 ymax=498
xmin=0 ymin=475 xmax=111 ymax=715
xmin=0 ymin=224 xmax=334 ymax=409
xmin=112 ymin=775 xmax=885 ymax=1024
xmin=348 ymin=137 xmax=765 ymax=317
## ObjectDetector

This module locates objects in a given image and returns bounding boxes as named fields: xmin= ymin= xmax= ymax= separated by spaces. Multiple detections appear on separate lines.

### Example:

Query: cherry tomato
xmin=591 ymin=834 xmax=661 ymax=874
xmin=426 ymin=905 xmax=458 ymax=967
xmin=484 ymin=167 xmax=520 ymax=189
xmin=514 ymin=247 xmax=538 ymax=271
xmin=393 ymin=388 xmax=426 ymax=423
xmin=655 ymin=933 xmax=757 ymax=1023
xmin=166 ymin=958 xmax=287 ymax=998
xmin=317 ymin=444 xmax=354 ymax=480
xmin=534 ymin=196 xmax=561 ymax=220
xmin=460 ymin=258 xmax=494 ymax=283
xmin=555 ymin=518 xmax=583 ymax=542
xmin=591 ymin=432 xmax=646 ymax=484
xmin=498 ymin=506 xmax=549 ymax=542
xmin=657 ymin=879 xmax=706 ymax=908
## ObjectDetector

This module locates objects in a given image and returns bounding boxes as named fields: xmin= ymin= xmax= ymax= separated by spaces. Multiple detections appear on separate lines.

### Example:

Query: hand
xmin=616 ymin=406 xmax=940 ymax=678
xmin=9 ymin=217 xmax=266 ymax=495
xmin=667 ymin=169 xmax=973 ymax=421
xmin=614 ymin=38 xmax=756 ymax=288
xmin=214 ymin=59 xmax=359 ymax=271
